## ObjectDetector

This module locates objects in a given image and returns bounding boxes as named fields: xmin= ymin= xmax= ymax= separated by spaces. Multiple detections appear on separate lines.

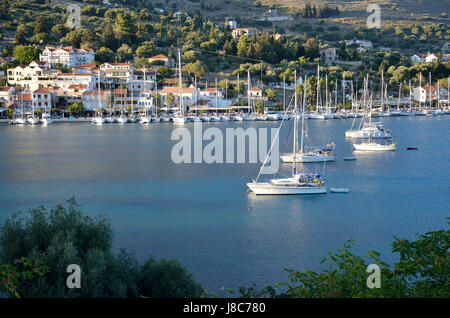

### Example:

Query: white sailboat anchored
xmin=280 ymin=75 xmax=336 ymax=163
xmin=345 ymin=75 xmax=392 ymax=139
xmin=353 ymin=88 xmax=396 ymax=152
xmin=173 ymin=48 xmax=187 ymax=124
xmin=247 ymin=75 xmax=327 ymax=195
xmin=13 ymin=89 xmax=26 ymax=125
xmin=92 ymin=71 xmax=105 ymax=125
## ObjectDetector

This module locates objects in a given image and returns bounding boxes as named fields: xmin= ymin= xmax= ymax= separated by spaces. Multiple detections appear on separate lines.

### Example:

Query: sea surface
xmin=0 ymin=116 xmax=448 ymax=295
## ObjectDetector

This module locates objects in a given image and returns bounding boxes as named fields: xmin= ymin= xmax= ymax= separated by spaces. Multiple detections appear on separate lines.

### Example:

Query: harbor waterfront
xmin=0 ymin=116 xmax=448 ymax=295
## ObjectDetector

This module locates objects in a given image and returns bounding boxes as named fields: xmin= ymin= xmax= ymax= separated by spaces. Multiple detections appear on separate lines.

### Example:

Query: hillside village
xmin=0 ymin=0 xmax=449 ymax=119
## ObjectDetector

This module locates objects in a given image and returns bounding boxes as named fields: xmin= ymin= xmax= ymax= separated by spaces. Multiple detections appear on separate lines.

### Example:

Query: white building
xmin=0 ymin=86 xmax=17 ymax=104
xmin=7 ymin=65 xmax=54 ymax=91
xmin=54 ymin=72 xmax=96 ymax=91
xmin=248 ymin=87 xmax=263 ymax=97
xmin=159 ymin=86 xmax=199 ymax=107
xmin=81 ymin=90 xmax=112 ymax=110
xmin=40 ymin=46 xmax=95 ymax=68
xmin=32 ymin=87 xmax=56 ymax=109
xmin=413 ymin=86 xmax=448 ymax=103
xmin=232 ymin=28 xmax=253 ymax=40
xmin=199 ymin=87 xmax=223 ymax=99
xmin=225 ymin=20 xmax=237 ymax=29
xmin=148 ymin=54 xmax=174 ymax=67
xmin=320 ymin=47 xmax=339 ymax=64
xmin=411 ymin=53 xmax=438 ymax=64
xmin=99 ymin=63 xmax=133 ymax=86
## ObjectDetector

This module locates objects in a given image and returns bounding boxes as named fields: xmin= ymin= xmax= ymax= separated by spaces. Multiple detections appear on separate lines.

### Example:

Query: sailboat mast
xmin=419 ymin=72 xmax=422 ymax=109
xmin=429 ymin=72 xmax=432 ymax=109
xmin=369 ymin=81 xmax=373 ymax=144
xmin=300 ymin=75 xmax=306 ymax=154
xmin=178 ymin=47 xmax=183 ymax=116
xmin=409 ymin=80 xmax=412 ymax=111
xmin=292 ymin=70 xmax=298 ymax=176
xmin=381 ymin=69 xmax=384 ymax=110
xmin=283 ymin=74 xmax=286 ymax=112
xmin=237 ymin=73 xmax=240 ymax=107
xmin=98 ymin=70 xmax=101 ymax=118
xmin=247 ymin=71 xmax=251 ymax=113
xmin=316 ymin=64 xmax=320 ymax=112
xmin=342 ymin=74 xmax=345 ymax=110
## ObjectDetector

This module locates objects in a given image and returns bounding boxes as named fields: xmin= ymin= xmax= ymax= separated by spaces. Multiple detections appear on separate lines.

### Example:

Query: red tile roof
xmin=149 ymin=54 xmax=169 ymax=60
xmin=160 ymin=87 xmax=195 ymax=94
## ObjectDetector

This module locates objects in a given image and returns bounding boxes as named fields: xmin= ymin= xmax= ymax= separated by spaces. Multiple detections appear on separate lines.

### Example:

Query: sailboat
xmin=139 ymin=68 xmax=151 ymax=124
xmin=13 ymin=89 xmax=26 ymax=125
xmin=92 ymin=71 xmax=105 ymax=125
xmin=26 ymin=92 xmax=39 ymax=125
xmin=353 ymin=89 xmax=396 ymax=151
xmin=345 ymin=76 xmax=392 ymax=139
xmin=173 ymin=48 xmax=187 ymax=124
xmin=247 ymin=75 xmax=327 ymax=195
xmin=280 ymin=75 xmax=336 ymax=163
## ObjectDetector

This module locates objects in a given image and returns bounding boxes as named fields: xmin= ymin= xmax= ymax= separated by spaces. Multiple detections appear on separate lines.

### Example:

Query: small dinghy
xmin=330 ymin=188 xmax=349 ymax=193
xmin=406 ymin=147 xmax=418 ymax=150
xmin=343 ymin=156 xmax=357 ymax=161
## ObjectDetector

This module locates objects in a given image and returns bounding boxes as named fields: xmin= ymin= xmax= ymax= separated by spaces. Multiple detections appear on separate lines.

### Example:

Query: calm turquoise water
xmin=0 ymin=117 xmax=449 ymax=295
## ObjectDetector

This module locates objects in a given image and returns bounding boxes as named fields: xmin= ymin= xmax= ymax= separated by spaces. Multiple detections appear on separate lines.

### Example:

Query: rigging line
xmin=257 ymin=88 xmax=294 ymax=182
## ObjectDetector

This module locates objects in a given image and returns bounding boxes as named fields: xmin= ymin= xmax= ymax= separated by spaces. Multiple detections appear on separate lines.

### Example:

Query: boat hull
xmin=247 ymin=182 xmax=327 ymax=195
xmin=353 ymin=142 xmax=396 ymax=151
xmin=280 ymin=153 xmax=335 ymax=163
xmin=173 ymin=117 xmax=187 ymax=124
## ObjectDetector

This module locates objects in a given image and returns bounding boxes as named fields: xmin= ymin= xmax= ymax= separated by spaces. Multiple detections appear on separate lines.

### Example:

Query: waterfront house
xmin=0 ymin=86 xmax=16 ymax=104
xmin=411 ymin=53 xmax=438 ymax=64
xmin=148 ymin=54 xmax=174 ymax=67
xmin=99 ymin=63 xmax=133 ymax=86
xmin=54 ymin=72 xmax=96 ymax=91
xmin=160 ymin=86 xmax=199 ymax=108
xmin=320 ymin=47 xmax=339 ymax=65
xmin=232 ymin=28 xmax=253 ymax=40
xmin=413 ymin=86 xmax=448 ymax=103
xmin=32 ymin=87 xmax=56 ymax=109
xmin=39 ymin=46 xmax=95 ymax=68
xmin=199 ymin=87 xmax=223 ymax=99
xmin=82 ymin=90 xmax=112 ymax=111
xmin=7 ymin=65 xmax=54 ymax=91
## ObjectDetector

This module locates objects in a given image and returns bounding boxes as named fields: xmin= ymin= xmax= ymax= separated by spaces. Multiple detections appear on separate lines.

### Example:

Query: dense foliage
xmin=0 ymin=198 xmax=203 ymax=298
xmin=235 ymin=219 xmax=449 ymax=298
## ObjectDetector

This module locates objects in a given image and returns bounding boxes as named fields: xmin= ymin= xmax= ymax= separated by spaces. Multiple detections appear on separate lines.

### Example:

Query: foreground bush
xmin=237 ymin=219 xmax=449 ymax=298
xmin=0 ymin=198 xmax=203 ymax=298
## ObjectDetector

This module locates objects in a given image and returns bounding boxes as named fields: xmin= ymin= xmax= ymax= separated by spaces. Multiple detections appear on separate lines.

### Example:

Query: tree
xmin=139 ymin=257 xmax=203 ymax=298
xmin=304 ymin=38 xmax=320 ymax=59
xmin=237 ymin=219 xmax=450 ymax=298
xmin=51 ymin=24 xmax=68 ymax=38
xmin=101 ymin=24 xmax=118 ymax=50
xmin=184 ymin=60 xmax=208 ymax=78
xmin=34 ymin=16 xmax=47 ymax=35
xmin=116 ymin=44 xmax=133 ymax=63
xmin=0 ymin=199 xmax=203 ymax=298
xmin=255 ymin=100 xmax=264 ymax=113
xmin=15 ymin=24 xmax=28 ymax=45
xmin=4 ymin=108 xmax=15 ymax=119
xmin=115 ymin=12 xmax=137 ymax=45
xmin=0 ymin=257 xmax=48 ymax=298
xmin=13 ymin=46 xmax=40 ymax=65
xmin=136 ymin=41 xmax=155 ymax=58
xmin=95 ymin=47 xmax=115 ymax=64
xmin=265 ymin=88 xmax=277 ymax=101
xmin=68 ymin=103 xmax=85 ymax=116
xmin=166 ymin=93 xmax=175 ymax=107
xmin=237 ymin=36 xmax=249 ymax=58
